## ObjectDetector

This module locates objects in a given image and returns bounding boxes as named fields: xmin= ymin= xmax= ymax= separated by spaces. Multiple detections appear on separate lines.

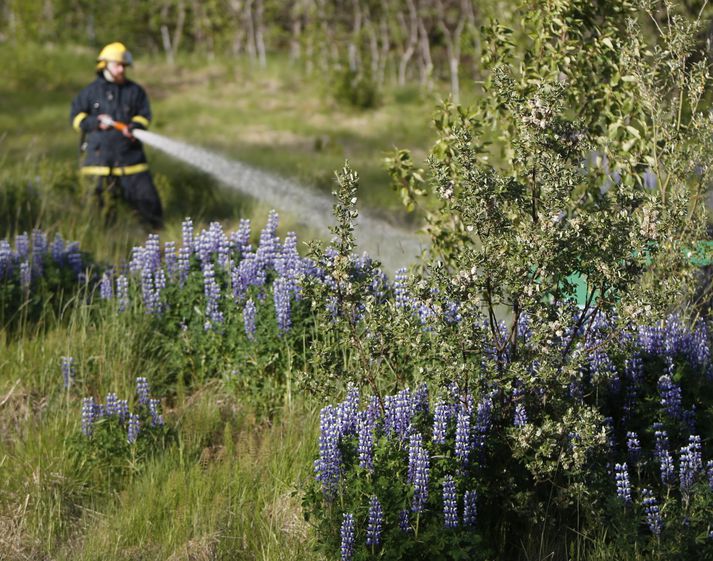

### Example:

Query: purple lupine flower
xmin=412 ymin=383 xmax=429 ymax=416
xmin=384 ymin=388 xmax=413 ymax=441
xmin=336 ymin=383 xmax=360 ymax=437
xmin=129 ymin=246 xmax=143 ymax=275
xmin=641 ymin=488 xmax=663 ymax=535
xmin=366 ymin=496 xmax=383 ymax=546
xmin=202 ymin=263 xmax=224 ymax=329
xmin=105 ymin=392 xmax=118 ymax=416
xmin=690 ymin=321 xmax=710 ymax=368
xmin=31 ymin=229 xmax=46 ymax=276
xmin=100 ymin=270 xmax=113 ymax=300
xmin=178 ymin=245 xmax=191 ymax=286
xmin=432 ymin=400 xmax=451 ymax=445
xmin=653 ymin=425 xmax=675 ymax=485
xmin=275 ymin=231 xmax=303 ymax=298
xmin=15 ymin=232 xmax=29 ymax=259
xmin=357 ymin=411 xmax=375 ymax=472
xmin=615 ymin=463 xmax=632 ymax=504
xmin=116 ymin=274 xmax=129 ymax=312
xmin=256 ymin=210 xmax=280 ymax=271
xmin=624 ymin=354 xmax=643 ymax=384
xmin=408 ymin=432 xmax=430 ymax=513
xmin=314 ymin=405 xmax=341 ymax=500
xmin=243 ymin=298 xmax=256 ymax=341
xmin=443 ymin=299 xmax=462 ymax=325
xmin=638 ymin=324 xmax=664 ymax=355
xmin=181 ymin=218 xmax=194 ymax=253
xmin=141 ymin=269 xmax=159 ymax=314
xmin=81 ymin=397 xmax=95 ymax=437
xmin=209 ymin=222 xmax=231 ymax=268
xmin=127 ymin=413 xmax=140 ymax=444
xmin=399 ymin=509 xmax=411 ymax=533
xmin=473 ymin=393 xmax=494 ymax=453
xmin=66 ymin=246 xmax=83 ymax=277
xmin=144 ymin=234 xmax=161 ymax=273
xmin=626 ymin=432 xmax=641 ymax=464
xmin=0 ymin=239 xmax=13 ymax=278
xmin=442 ymin=475 xmax=458 ymax=528
xmin=135 ymin=377 xmax=150 ymax=406
xmin=706 ymin=460 xmax=713 ymax=490
xmin=20 ymin=260 xmax=31 ymax=291
xmin=61 ymin=356 xmax=75 ymax=389
xmin=117 ymin=399 xmax=129 ymax=423
xmin=154 ymin=269 xmax=166 ymax=294
xmin=232 ymin=218 xmax=252 ymax=256
xmin=394 ymin=268 xmax=411 ymax=309
xmin=463 ymin=490 xmax=478 ymax=527
xmin=232 ymin=252 xmax=266 ymax=299
xmin=455 ymin=407 xmax=472 ymax=466
xmin=657 ymin=374 xmax=682 ymax=420
xmin=93 ymin=402 xmax=106 ymax=419
xmin=50 ymin=233 xmax=64 ymax=264
xmin=273 ymin=276 xmax=292 ymax=333
xmin=149 ymin=398 xmax=164 ymax=427
xmin=340 ymin=513 xmax=355 ymax=561
xmin=163 ymin=241 xmax=178 ymax=280
xmin=680 ymin=435 xmax=703 ymax=494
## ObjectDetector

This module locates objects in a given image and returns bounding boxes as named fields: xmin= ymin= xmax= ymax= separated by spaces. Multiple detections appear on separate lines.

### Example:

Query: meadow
xmin=3 ymin=2 xmax=713 ymax=560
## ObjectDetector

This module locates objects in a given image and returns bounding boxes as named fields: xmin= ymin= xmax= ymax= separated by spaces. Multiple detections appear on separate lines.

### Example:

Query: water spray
xmin=100 ymin=117 xmax=426 ymax=270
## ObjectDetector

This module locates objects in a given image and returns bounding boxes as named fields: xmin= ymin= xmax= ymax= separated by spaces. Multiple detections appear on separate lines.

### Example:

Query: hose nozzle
xmin=99 ymin=116 xmax=129 ymax=133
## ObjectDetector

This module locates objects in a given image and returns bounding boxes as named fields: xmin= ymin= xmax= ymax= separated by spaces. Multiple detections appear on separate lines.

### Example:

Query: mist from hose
xmin=133 ymin=129 xmax=426 ymax=271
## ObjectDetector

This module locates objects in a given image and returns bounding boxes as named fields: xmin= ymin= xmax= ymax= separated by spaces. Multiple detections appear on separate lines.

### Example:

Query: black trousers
xmin=95 ymin=171 xmax=163 ymax=229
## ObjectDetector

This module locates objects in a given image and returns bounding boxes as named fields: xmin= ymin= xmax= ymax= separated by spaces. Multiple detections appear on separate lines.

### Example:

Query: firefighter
xmin=70 ymin=42 xmax=163 ymax=228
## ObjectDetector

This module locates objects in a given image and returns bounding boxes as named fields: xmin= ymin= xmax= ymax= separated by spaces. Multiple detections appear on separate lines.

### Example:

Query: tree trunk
xmin=245 ymin=0 xmax=257 ymax=61
xmin=348 ymin=0 xmax=363 ymax=73
xmin=436 ymin=0 xmax=465 ymax=103
xmin=378 ymin=12 xmax=390 ymax=86
xmin=398 ymin=0 xmax=418 ymax=86
xmin=290 ymin=6 xmax=303 ymax=61
xmin=417 ymin=2 xmax=433 ymax=89
xmin=255 ymin=0 xmax=267 ymax=67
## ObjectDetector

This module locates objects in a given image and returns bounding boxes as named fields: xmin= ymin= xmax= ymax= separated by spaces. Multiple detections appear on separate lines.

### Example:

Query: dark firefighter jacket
xmin=70 ymin=74 xmax=152 ymax=176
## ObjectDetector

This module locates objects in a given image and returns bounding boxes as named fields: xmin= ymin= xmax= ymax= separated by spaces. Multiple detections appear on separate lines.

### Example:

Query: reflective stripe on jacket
xmin=69 ymin=74 xmax=152 ymax=173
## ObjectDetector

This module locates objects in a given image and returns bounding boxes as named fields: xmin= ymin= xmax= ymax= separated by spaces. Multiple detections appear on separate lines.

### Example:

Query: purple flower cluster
xmin=409 ymin=432 xmax=430 ymax=513
xmin=80 ymin=376 xmax=164 ymax=444
xmin=657 ymin=374 xmax=683 ymax=421
xmin=340 ymin=513 xmax=355 ymax=561
xmin=637 ymin=316 xmax=712 ymax=374
xmin=679 ymin=435 xmax=703 ymax=494
xmin=615 ymin=463 xmax=632 ymax=504
xmin=442 ymin=475 xmax=458 ymax=527
xmin=653 ymin=425 xmax=675 ymax=485
xmin=463 ymin=489 xmax=477 ymax=527
xmin=641 ymin=488 xmax=663 ymax=535
xmin=0 ymin=230 xmax=84 ymax=290
xmin=108 ymin=213 xmax=339 ymax=339
xmin=366 ymin=496 xmax=383 ymax=546
xmin=61 ymin=356 xmax=75 ymax=389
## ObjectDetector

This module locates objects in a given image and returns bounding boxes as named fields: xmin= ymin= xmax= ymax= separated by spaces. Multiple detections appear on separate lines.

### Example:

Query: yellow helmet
xmin=96 ymin=42 xmax=133 ymax=70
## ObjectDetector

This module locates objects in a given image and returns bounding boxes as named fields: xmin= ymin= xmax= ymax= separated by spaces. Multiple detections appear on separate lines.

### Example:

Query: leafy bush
xmin=305 ymin=313 xmax=713 ymax=561
xmin=301 ymin=1 xmax=713 ymax=559
xmin=332 ymin=65 xmax=381 ymax=109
